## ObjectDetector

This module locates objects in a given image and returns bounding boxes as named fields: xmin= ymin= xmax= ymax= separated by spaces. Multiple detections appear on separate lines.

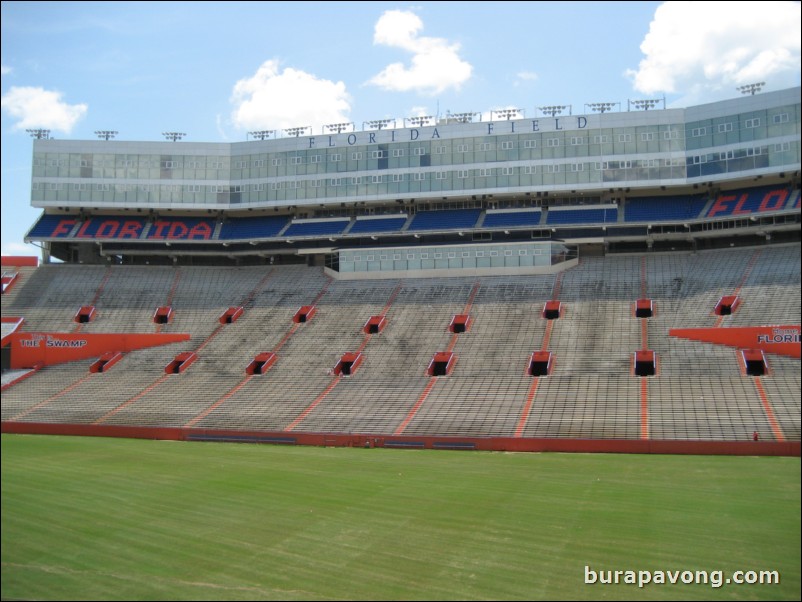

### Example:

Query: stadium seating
xmin=348 ymin=216 xmax=408 ymax=235
xmin=407 ymin=209 xmax=482 ymax=231
xmin=546 ymin=207 xmax=618 ymax=225
xmin=482 ymin=209 xmax=543 ymax=229
xmin=220 ymin=216 xmax=289 ymax=240
xmin=624 ymin=195 xmax=708 ymax=222
xmin=2 ymin=245 xmax=799 ymax=442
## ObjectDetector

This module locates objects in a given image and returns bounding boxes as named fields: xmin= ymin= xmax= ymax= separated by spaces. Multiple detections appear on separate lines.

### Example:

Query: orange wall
xmin=670 ymin=325 xmax=801 ymax=358
xmin=9 ymin=332 xmax=190 ymax=368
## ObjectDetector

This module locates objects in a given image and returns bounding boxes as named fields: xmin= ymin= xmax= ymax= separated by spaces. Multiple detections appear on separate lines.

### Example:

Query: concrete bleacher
xmin=2 ymin=244 xmax=799 ymax=442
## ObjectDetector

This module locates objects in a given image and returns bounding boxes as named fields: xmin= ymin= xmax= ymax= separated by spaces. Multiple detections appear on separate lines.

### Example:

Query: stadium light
xmin=737 ymin=82 xmax=765 ymax=95
xmin=446 ymin=111 xmax=480 ymax=123
xmin=94 ymin=130 xmax=118 ymax=140
xmin=491 ymin=108 xmax=522 ymax=120
xmin=324 ymin=123 xmax=354 ymax=134
xmin=538 ymin=105 xmax=568 ymax=117
xmin=284 ymin=126 xmax=311 ymax=137
xmin=585 ymin=102 xmax=618 ymax=114
xmin=363 ymin=118 xmax=396 ymax=130
xmin=27 ymin=128 xmax=51 ymax=139
xmin=628 ymin=98 xmax=664 ymax=111
xmin=404 ymin=116 xmax=435 ymax=128
xmin=248 ymin=130 xmax=276 ymax=140
xmin=162 ymin=132 xmax=186 ymax=141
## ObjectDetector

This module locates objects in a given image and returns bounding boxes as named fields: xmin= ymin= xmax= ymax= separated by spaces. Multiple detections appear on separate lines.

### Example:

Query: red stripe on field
xmin=285 ymin=376 xmax=341 ymax=431
xmin=754 ymin=378 xmax=785 ymax=442
xmin=185 ymin=374 xmax=255 ymax=428
xmin=93 ymin=374 xmax=170 ymax=424
xmin=394 ymin=378 xmax=436 ymax=435
xmin=9 ymin=373 xmax=94 ymax=421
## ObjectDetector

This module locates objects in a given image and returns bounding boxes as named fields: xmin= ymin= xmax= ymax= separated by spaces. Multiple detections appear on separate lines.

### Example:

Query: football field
xmin=2 ymin=434 xmax=799 ymax=600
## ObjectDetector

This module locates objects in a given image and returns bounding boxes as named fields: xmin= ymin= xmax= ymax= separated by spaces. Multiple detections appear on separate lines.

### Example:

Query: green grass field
xmin=2 ymin=434 xmax=799 ymax=601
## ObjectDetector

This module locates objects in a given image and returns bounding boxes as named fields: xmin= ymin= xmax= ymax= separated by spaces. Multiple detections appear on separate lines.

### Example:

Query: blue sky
xmin=2 ymin=1 xmax=800 ymax=257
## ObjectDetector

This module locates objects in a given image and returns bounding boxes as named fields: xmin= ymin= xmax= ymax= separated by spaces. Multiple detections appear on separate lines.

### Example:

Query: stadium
xmin=1 ymin=85 xmax=800 ymax=600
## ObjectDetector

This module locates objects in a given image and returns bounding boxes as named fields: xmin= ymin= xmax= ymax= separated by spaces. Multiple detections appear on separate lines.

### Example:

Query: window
xmin=252 ymin=159 xmax=265 ymax=167
xmin=270 ymin=182 xmax=281 ymax=190
xmin=232 ymin=184 xmax=246 ymax=192
xmin=478 ymin=143 xmax=491 ymax=151
xmin=547 ymin=138 xmax=560 ymax=147
xmin=524 ymin=139 xmax=537 ymax=148
xmin=235 ymin=160 xmax=248 ymax=168
xmin=272 ymin=158 xmax=282 ymax=166
xmin=773 ymin=113 xmax=789 ymax=124
xmin=351 ymin=177 xmax=361 ymax=185
xmin=569 ymin=137 xmax=583 ymax=145
xmin=161 ymin=160 xmax=175 ymax=169
xmin=287 ymin=181 xmax=300 ymax=189
xmin=310 ymin=180 xmax=323 ymax=188
xmin=73 ymin=183 xmax=87 ymax=191
xmin=691 ymin=155 xmax=706 ymax=164
xmin=421 ymin=253 xmax=429 ymax=259
xmin=744 ymin=118 xmax=760 ymax=128
xmin=545 ymin=165 xmax=559 ymax=173
xmin=458 ymin=170 xmax=470 ymax=178
xmin=479 ymin=168 xmax=492 ymax=177
xmin=523 ymin=166 xmax=536 ymax=174
xmin=593 ymin=135 xmax=609 ymax=144
xmin=252 ymin=183 xmax=264 ymax=191
xmin=501 ymin=167 xmax=514 ymax=176
xmin=719 ymin=150 xmax=734 ymax=161
xmin=570 ymin=163 xmax=583 ymax=172
xmin=691 ymin=127 xmax=706 ymax=137
xmin=210 ymin=161 xmax=224 ymax=169
xmin=392 ymin=174 xmax=404 ymax=182
xmin=329 ymin=153 xmax=342 ymax=162
xmin=412 ymin=147 xmax=425 ymax=155
xmin=436 ymin=172 xmax=447 ymax=180
xmin=394 ymin=254 xmax=401 ymax=260
xmin=448 ymin=252 xmax=456 ymax=259
xmin=501 ymin=141 xmax=514 ymax=150
xmin=663 ymin=130 xmax=679 ymax=139
xmin=640 ymin=132 xmax=654 ymax=141
xmin=96 ymin=184 xmax=110 ymax=191
xmin=330 ymin=178 xmax=343 ymax=186
xmin=618 ymin=134 xmax=632 ymax=142
xmin=392 ymin=149 xmax=404 ymax=157
xmin=413 ymin=172 xmax=426 ymax=181
xmin=457 ymin=144 xmax=470 ymax=153
xmin=504 ymin=250 xmax=513 ymax=257
xmin=462 ymin=252 xmax=470 ymax=258
xmin=290 ymin=156 xmax=302 ymax=165
xmin=518 ymin=249 xmax=527 ymax=256
xmin=351 ymin=152 xmax=363 ymax=160
xmin=718 ymin=123 xmax=733 ymax=133
xmin=774 ymin=142 xmax=790 ymax=152
xmin=310 ymin=155 xmax=321 ymax=163
xmin=80 ymin=159 xmax=89 ymax=167
xmin=371 ymin=175 xmax=383 ymax=184
xmin=641 ymin=159 xmax=659 ymax=168
xmin=434 ymin=253 xmax=442 ymax=259
xmin=435 ymin=146 xmax=447 ymax=154
xmin=372 ymin=150 xmax=386 ymax=158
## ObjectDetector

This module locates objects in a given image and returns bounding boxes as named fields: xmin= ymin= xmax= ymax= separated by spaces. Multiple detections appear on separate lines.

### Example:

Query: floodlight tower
xmin=95 ymin=130 xmax=118 ymax=140
xmin=737 ymin=82 xmax=765 ymax=95
xmin=324 ymin=123 xmax=354 ymax=134
xmin=162 ymin=132 xmax=186 ymax=141
xmin=538 ymin=105 xmax=568 ymax=117
xmin=27 ymin=129 xmax=51 ymax=139
xmin=446 ymin=111 xmax=479 ymax=123
xmin=492 ymin=108 xmax=522 ymax=120
xmin=404 ymin=116 xmax=434 ymax=128
xmin=248 ymin=130 xmax=276 ymax=140
xmin=585 ymin=102 xmax=618 ymax=114
xmin=284 ymin=126 xmax=311 ymax=137
xmin=628 ymin=98 xmax=664 ymax=111
xmin=364 ymin=118 xmax=396 ymax=130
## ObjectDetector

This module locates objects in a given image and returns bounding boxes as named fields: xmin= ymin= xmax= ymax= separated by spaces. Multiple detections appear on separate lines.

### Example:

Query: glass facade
xmin=30 ymin=88 xmax=800 ymax=211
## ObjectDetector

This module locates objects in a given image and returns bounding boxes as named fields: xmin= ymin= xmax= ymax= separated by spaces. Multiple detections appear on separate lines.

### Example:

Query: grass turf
xmin=1 ymin=434 xmax=799 ymax=601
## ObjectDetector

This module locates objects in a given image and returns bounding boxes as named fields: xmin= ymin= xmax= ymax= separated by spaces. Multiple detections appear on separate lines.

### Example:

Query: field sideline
xmin=2 ymin=434 xmax=800 ymax=601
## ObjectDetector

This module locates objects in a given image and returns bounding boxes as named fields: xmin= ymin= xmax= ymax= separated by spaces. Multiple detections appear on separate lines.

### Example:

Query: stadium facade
xmin=25 ymin=86 xmax=801 ymax=269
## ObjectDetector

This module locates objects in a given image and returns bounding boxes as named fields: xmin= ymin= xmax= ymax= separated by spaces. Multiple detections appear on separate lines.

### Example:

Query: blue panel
xmin=284 ymin=220 xmax=350 ymax=237
xmin=625 ymin=195 xmax=708 ymax=222
xmin=220 ymin=216 xmax=289 ymax=240
xmin=546 ymin=208 xmax=618 ymax=225
xmin=27 ymin=214 xmax=80 ymax=238
xmin=349 ymin=217 xmax=407 ymax=234
xmin=483 ymin=211 xmax=542 ymax=228
xmin=407 ymin=209 xmax=481 ymax=231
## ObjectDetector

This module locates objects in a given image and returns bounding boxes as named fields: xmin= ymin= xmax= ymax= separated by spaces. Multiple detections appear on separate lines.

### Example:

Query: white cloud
xmin=1 ymin=242 xmax=39 ymax=257
xmin=1 ymin=86 xmax=87 ymax=133
xmin=367 ymin=10 xmax=473 ymax=95
xmin=230 ymin=60 xmax=351 ymax=133
xmin=1 ymin=65 xmax=11 ymax=75
xmin=627 ymin=1 xmax=801 ymax=103
xmin=514 ymin=71 xmax=538 ymax=88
